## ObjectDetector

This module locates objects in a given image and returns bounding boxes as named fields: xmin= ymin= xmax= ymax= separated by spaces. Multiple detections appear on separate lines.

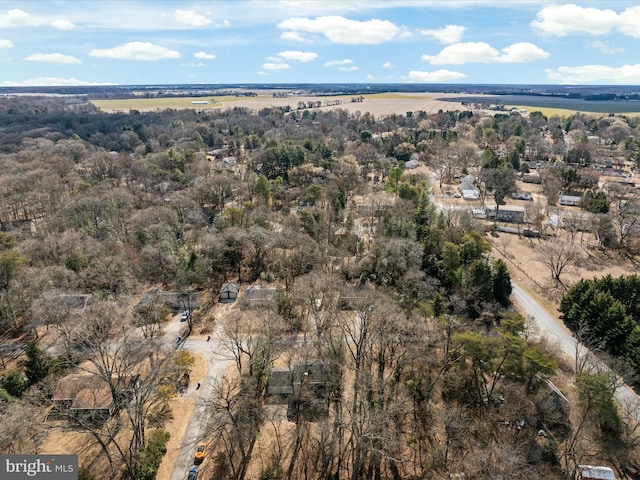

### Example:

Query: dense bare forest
xmin=1 ymin=95 xmax=640 ymax=480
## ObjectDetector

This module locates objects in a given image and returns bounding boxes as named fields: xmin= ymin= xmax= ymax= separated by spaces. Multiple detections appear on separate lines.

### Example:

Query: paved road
xmin=511 ymin=284 xmax=576 ymax=357
xmin=428 ymin=179 xmax=640 ymax=415
xmin=511 ymin=282 xmax=640 ymax=416
xmin=168 ymin=320 xmax=233 ymax=480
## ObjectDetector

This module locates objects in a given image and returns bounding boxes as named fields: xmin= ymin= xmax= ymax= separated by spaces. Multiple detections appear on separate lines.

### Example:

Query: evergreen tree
xmin=2 ymin=369 xmax=28 ymax=397
xmin=492 ymin=259 xmax=512 ymax=306
xmin=587 ymin=191 xmax=609 ymax=214
xmin=24 ymin=340 xmax=53 ymax=386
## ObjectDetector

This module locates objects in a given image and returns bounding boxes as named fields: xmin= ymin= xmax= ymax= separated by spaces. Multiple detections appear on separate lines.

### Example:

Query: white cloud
xmin=589 ymin=40 xmax=623 ymax=55
xmin=420 ymin=24 xmax=465 ymax=44
xmin=50 ymin=19 xmax=74 ymax=30
xmin=366 ymin=74 xmax=374 ymax=80
xmin=280 ymin=31 xmax=313 ymax=43
xmin=25 ymin=53 xmax=81 ymax=64
xmin=2 ymin=77 xmax=116 ymax=86
xmin=0 ymin=9 xmax=37 ymax=27
xmin=382 ymin=61 xmax=395 ymax=69
xmin=531 ymin=4 xmax=630 ymax=37
xmin=546 ymin=64 xmax=640 ymax=84
xmin=618 ymin=6 xmax=640 ymax=38
xmin=498 ymin=43 xmax=549 ymax=63
xmin=277 ymin=50 xmax=318 ymax=62
xmin=174 ymin=9 xmax=212 ymax=27
xmin=0 ymin=39 xmax=13 ymax=48
xmin=422 ymin=42 xmax=497 ymax=64
xmin=324 ymin=59 xmax=352 ymax=67
xmin=0 ymin=9 xmax=73 ymax=30
xmin=194 ymin=51 xmax=216 ymax=60
xmin=262 ymin=62 xmax=290 ymax=71
xmin=278 ymin=16 xmax=401 ymax=45
xmin=422 ymin=41 xmax=548 ymax=64
xmin=257 ymin=71 xmax=268 ymax=76
xmin=339 ymin=66 xmax=358 ymax=71
xmin=89 ymin=42 xmax=181 ymax=61
xmin=405 ymin=70 xmax=467 ymax=82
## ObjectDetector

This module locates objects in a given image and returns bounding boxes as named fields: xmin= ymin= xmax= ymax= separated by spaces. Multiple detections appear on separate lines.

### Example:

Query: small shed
xmin=219 ymin=282 xmax=240 ymax=303
xmin=578 ymin=465 xmax=616 ymax=480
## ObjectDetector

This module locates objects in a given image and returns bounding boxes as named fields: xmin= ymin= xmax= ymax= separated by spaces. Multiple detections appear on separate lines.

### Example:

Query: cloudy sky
xmin=1 ymin=0 xmax=640 ymax=86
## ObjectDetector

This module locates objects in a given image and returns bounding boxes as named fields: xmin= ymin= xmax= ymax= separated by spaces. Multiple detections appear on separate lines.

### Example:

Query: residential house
xmin=50 ymin=374 xmax=116 ymax=423
xmin=338 ymin=286 xmax=372 ymax=310
xmin=0 ymin=218 xmax=37 ymax=238
xmin=522 ymin=173 xmax=542 ymax=184
xmin=559 ymin=195 xmax=582 ymax=207
xmin=266 ymin=368 xmax=293 ymax=397
xmin=486 ymin=205 xmax=526 ymax=223
xmin=136 ymin=290 xmax=201 ymax=314
xmin=266 ymin=361 xmax=334 ymax=422
xmin=511 ymin=191 xmax=533 ymax=201
xmin=240 ymin=285 xmax=276 ymax=309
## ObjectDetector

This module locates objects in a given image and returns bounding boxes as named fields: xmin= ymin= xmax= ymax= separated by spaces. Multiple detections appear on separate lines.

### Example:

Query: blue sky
xmin=1 ymin=1 xmax=640 ymax=86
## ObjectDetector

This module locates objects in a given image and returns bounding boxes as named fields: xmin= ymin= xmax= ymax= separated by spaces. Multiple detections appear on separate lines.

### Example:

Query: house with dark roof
xmin=240 ymin=285 xmax=276 ymax=309
xmin=266 ymin=361 xmax=333 ymax=422
xmin=50 ymin=374 xmax=115 ymax=423
xmin=486 ymin=205 xmax=526 ymax=223
xmin=136 ymin=290 xmax=201 ymax=313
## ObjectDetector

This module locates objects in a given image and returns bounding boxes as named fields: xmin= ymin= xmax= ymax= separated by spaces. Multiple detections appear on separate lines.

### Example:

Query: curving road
xmin=511 ymin=282 xmax=640 ymax=416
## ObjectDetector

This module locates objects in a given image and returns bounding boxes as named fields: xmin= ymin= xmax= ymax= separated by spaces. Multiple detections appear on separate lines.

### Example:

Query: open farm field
xmin=508 ymin=104 xmax=640 ymax=118
xmin=90 ymin=91 xmax=468 ymax=116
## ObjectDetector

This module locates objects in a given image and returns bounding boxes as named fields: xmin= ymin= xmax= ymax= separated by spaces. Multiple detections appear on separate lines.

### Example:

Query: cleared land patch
xmin=90 ymin=91 xmax=468 ymax=116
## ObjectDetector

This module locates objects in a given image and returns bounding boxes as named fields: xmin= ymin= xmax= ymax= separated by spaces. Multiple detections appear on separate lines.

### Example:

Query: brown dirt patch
xmin=490 ymin=230 xmax=633 ymax=306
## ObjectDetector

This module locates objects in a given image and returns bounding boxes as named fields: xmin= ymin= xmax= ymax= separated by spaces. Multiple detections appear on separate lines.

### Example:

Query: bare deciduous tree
xmin=536 ymin=239 xmax=579 ymax=288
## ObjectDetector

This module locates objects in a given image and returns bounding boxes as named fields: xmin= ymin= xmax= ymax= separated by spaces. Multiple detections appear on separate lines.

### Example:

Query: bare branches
xmin=536 ymin=238 xmax=580 ymax=288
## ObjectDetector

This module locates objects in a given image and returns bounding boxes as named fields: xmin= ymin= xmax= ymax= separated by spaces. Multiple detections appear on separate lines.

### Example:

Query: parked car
xmin=194 ymin=442 xmax=206 ymax=464
xmin=187 ymin=467 xmax=198 ymax=480
xmin=180 ymin=311 xmax=189 ymax=321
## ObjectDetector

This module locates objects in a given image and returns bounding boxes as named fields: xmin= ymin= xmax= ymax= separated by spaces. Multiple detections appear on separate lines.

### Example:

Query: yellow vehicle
xmin=194 ymin=442 xmax=206 ymax=464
